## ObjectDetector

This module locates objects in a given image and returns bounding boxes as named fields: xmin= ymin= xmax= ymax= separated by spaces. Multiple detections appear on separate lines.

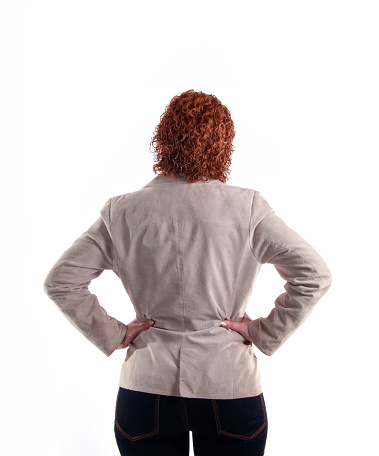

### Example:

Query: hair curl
xmin=150 ymin=90 xmax=235 ymax=183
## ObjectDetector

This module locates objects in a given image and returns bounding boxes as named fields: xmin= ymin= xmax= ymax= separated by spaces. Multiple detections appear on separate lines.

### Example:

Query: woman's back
xmin=107 ymin=173 xmax=271 ymax=398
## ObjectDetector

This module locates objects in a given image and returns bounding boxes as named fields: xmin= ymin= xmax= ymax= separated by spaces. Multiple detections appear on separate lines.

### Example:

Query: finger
xmin=142 ymin=319 xmax=155 ymax=330
xmin=220 ymin=320 xmax=237 ymax=331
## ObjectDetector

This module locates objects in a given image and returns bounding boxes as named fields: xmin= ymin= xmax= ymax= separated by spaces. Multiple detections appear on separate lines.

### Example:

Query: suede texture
xmin=43 ymin=174 xmax=332 ymax=399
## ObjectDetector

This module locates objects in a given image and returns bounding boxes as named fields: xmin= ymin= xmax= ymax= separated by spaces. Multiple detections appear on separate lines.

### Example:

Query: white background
xmin=2 ymin=0 xmax=378 ymax=454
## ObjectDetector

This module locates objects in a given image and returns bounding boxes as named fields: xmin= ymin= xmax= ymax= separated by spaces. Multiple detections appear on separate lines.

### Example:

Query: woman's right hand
xmin=220 ymin=312 xmax=254 ymax=345
xmin=121 ymin=317 xmax=155 ymax=348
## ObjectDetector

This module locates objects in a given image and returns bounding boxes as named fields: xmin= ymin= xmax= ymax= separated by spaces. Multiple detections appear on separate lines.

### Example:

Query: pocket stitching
xmin=115 ymin=392 xmax=160 ymax=441
xmin=211 ymin=394 xmax=267 ymax=441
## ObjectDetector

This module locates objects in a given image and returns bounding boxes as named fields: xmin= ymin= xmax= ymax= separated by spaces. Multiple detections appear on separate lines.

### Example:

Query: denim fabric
xmin=114 ymin=387 xmax=268 ymax=456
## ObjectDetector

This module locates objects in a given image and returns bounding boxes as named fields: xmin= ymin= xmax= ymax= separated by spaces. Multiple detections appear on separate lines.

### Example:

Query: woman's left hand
xmin=121 ymin=318 xmax=155 ymax=348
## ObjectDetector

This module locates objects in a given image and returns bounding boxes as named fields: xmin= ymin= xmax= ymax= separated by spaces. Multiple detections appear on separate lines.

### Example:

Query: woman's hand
xmin=220 ymin=312 xmax=254 ymax=345
xmin=121 ymin=318 xmax=155 ymax=348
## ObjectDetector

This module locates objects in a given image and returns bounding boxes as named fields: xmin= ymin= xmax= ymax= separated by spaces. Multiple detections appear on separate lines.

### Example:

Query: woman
xmin=43 ymin=89 xmax=332 ymax=456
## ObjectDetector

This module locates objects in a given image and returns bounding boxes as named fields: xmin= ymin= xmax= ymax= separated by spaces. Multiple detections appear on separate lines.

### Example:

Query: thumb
xmin=143 ymin=319 xmax=155 ymax=330
xmin=220 ymin=320 xmax=237 ymax=331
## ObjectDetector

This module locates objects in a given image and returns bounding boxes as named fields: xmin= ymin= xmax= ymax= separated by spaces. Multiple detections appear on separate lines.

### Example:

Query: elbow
xmin=43 ymin=275 xmax=54 ymax=298
xmin=43 ymin=266 xmax=60 ymax=299
xmin=320 ymin=263 xmax=333 ymax=291
xmin=313 ymin=254 xmax=332 ymax=292
xmin=308 ymin=263 xmax=332 ymax=304
xmin=326 ymin=269 xmax=333 ymax=290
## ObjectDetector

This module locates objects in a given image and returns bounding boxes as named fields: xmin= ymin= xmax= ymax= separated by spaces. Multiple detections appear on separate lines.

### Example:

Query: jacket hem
xmin=118 ymin=380 xmax=263 ymax=400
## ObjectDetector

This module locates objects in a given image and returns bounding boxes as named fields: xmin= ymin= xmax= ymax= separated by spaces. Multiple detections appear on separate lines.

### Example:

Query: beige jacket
xmin=43 ymin=174 xmax=332 ymax=399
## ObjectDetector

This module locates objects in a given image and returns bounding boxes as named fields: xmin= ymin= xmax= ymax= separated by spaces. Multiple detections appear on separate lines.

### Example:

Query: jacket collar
xmin=142 ymin=173 xmax=224 ymax=188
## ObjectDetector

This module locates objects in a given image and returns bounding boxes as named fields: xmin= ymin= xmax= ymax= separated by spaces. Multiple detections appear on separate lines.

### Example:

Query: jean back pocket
xmin=115 ymin=387 xmax=160 ymax=441
xmin=211 ymin=393 xmax=267 ymax=440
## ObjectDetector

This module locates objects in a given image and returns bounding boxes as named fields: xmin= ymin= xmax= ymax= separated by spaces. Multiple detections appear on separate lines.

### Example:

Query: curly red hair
xmin=150 ymin=90 xmax=235 ymax=183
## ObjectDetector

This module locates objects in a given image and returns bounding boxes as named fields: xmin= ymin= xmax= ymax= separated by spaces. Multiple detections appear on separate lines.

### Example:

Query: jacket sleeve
xmin=43 ymin=198 xmax=128 ymax=357
xmin=247 ymin=191 xmax=332 ymax=356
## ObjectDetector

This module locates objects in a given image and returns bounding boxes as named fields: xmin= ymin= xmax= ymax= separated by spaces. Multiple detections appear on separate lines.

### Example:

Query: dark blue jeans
xmin=114 ymin=387 xmax=268 ymax=455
